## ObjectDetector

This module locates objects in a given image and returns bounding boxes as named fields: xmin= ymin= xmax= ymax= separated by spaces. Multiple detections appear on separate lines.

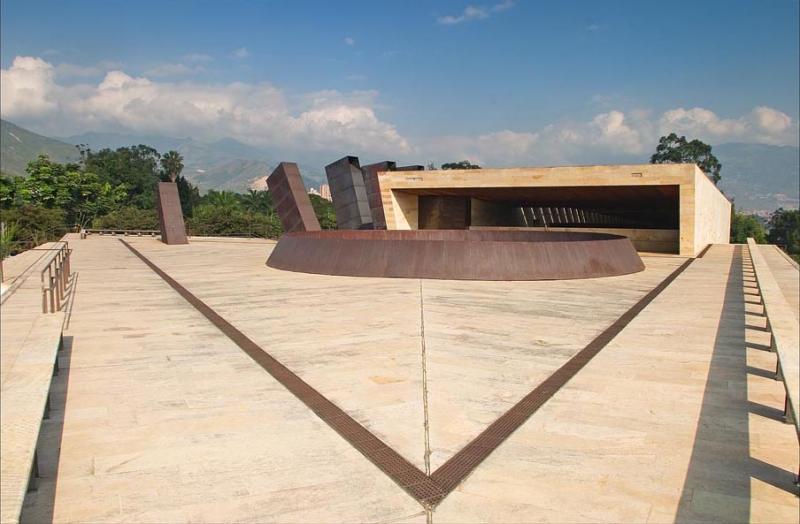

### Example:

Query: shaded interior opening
xmin=410 ymin=185 xmax=680 ymax=253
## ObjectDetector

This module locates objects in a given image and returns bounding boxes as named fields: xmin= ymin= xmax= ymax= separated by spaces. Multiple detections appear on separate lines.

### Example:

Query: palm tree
xmin=203 ymin=190 xmax=241 ymax=209
xmin=240 ymin=189 xmax=272 ymax=213
xmin=160 ymin=151 xmax=184 ymax=182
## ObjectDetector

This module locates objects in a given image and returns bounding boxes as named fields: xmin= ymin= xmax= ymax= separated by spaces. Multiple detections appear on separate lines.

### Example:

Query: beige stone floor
xmin=15 ymin=235 xmax=799 ymax=523
xmin=434 ymin=245 xmax=799 ymax=523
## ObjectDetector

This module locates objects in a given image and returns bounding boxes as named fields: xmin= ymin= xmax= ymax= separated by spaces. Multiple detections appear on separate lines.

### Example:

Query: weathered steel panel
xmin=266 ymin=230 xmax=645 ymax=280
xmin=267 ymin=162 xmax=321 ymax=233
xmin=156 ymin=182 xmax=188 ymax=245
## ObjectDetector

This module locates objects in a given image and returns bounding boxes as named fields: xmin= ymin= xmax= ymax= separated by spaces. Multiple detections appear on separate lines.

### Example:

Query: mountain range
xmin=1 ymin=119 xmax=797 ymax=213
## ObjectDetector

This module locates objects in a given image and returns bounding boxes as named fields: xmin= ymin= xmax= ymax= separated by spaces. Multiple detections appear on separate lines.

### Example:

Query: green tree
xmin=21 ymin=155 xmax=126 ymax=227
xmin=441 ymin=160 xmax=481 ymax=170
xmin=0 ymin=221 xmax=20 ymax=258
xmin=240 ymin=189 xmax=273 ymax=214
xmin=93 ymin=207 xmax=160 ymax=230
xmin=1 ymin=206 xmax=66 ymax=248
xmin=767 ymin=208 xmax=800 ymax=258
xmin=175 ymin=175 xmax=200 ymax=217
xmin=201 ymin=190 xmax=241 ymax=209
xmin=730 ymin=211 xmax=766 ymax=244
xmin=160 ymin=150 xmax=184 ymax=182
xmin=309 ymin=194 xmax=337 ymax=229
xmin=0 ymin=174 xmax=25 ymax=208
xmin=80 ymin=145 xmax=161 ymax=208
xmin=650 ymin=133 xmax=722 ymax=185
xmin=187 ymin=205 xmax=282 ymax=238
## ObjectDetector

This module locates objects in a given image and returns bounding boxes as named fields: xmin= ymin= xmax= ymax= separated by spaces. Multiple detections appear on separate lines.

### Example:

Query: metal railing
xmin=80 ymin=228 xmax=160 ymax=239
xmin=40 ymin=242 xmax=72 ymax=313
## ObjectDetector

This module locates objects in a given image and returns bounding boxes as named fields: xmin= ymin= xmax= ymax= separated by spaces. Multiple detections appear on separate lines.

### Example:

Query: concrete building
xmin=319 ymin=184 xmax=332 ymax=201
xmin=377 ymin=163 xmax=731 ymax=256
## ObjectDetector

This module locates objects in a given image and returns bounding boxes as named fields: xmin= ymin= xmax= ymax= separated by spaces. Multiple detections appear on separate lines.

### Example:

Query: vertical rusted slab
xmin=325 ymin=156 xmax=373 ymax=230
xmin=267 ymin=162 xmax=321 ymax=233
xmin=361 ymin=161 xmax=396 ymax=230
xmin=156 ymin=182 xmax=188 ymax=245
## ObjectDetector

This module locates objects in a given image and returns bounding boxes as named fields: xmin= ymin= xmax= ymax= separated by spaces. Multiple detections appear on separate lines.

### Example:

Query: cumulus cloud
xmin=232 ymin=47 xmax=249 ymax=59
xmin=437 ymin=0 xmax=514 ymax=25
xmin=344 ymin=37 xmax=355 ymax=46
xmin=1 ymin=55 xmax=796 ymax=168
xmin=0 ymin=55 xmax=409 ymax=156
xmin=0 ymin=56 xmax=59 ymax=116
xmin=422 ymin=106 xmax=798 ymax=166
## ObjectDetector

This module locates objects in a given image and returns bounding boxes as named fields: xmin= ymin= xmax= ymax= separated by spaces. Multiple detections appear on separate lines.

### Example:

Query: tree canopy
xmin=0 ymin=147 xmax=336 ymax=255
xmin=441 ymin=160 xmax=481 ymax=170
xmin=730 ymin=210 xmax=766 ymax=244
xmin=767 ymin=208 xmax=800 ymax=260
xmin=650 ymin=133 xmax=722 ymax=185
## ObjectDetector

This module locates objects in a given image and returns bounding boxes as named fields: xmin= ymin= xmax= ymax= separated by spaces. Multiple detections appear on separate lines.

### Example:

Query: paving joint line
xmin=118 ymin=238 xmax=695 ymax=509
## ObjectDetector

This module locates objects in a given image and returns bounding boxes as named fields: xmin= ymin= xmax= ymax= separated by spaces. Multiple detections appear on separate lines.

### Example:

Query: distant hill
xmin=1 ymin=119 xmax=80 ymax=176
xmin=62 ymin=130 xmax=326 ymax=191
xmin=715 ymin=143 xmax=799 ymax=213
xmin=3 ymin=121 xmax=797 ymax=211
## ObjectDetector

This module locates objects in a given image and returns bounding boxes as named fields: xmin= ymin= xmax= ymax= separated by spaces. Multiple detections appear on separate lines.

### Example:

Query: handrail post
xmin=48 ymin=267 xmax=55 ymax=313
xmin=41 ymin=272 xmax=47 ymax=313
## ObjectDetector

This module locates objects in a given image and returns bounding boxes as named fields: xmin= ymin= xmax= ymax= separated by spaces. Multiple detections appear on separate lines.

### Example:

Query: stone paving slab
xmin=12 ymin=236 xmax=799 ymax=523
xmin=433 ymin=245 xmax=799 ymax=523
xmin=21 ymin=236 xmax=424 ymax=523
xmin=125 ymin=238 xmax=687 ymax=477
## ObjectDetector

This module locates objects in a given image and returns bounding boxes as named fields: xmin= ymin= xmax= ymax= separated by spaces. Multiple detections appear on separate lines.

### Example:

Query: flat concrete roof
xmin=6 ymin=234 xmax=799 ymax=522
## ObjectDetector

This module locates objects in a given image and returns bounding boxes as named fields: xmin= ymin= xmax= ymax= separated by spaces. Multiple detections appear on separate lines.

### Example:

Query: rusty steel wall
xmin=266 ymin=230 xmax=645 ymax=280
xmin=267 ymin=162 xmax=321 ymax=233
xmin=156 ymin=182 xmax=188 ymax=245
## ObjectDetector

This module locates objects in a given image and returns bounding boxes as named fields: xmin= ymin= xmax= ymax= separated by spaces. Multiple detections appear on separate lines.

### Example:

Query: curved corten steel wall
xmin=267 ymin=230 xmax=644 ymax=280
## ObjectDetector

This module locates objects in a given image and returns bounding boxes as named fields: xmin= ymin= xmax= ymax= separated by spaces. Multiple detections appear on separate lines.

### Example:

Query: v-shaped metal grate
xmin=120 ymin=238 xmax=694 ymax=508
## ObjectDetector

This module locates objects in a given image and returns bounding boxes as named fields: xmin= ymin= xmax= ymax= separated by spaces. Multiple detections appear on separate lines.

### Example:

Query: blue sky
xmin=1 ymin=0 xmax=798 ymax=165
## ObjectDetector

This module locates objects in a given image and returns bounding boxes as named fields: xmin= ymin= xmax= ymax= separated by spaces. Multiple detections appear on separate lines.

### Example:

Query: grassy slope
xmin=1 ymin=119 xmax=81 ymax=176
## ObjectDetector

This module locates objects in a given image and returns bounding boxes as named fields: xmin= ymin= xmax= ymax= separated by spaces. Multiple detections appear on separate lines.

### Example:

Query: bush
xmin=187 ymin=204 xmax=283 ymax=238
xmin=309 ymin=194 xmax=337 ymax=229
xmin=730 ymin=212 xmax=766 ymax=244
xmin=767 ymin=208 xmax=800 ymax=257
xmin=0 ymin=206 xmax=68 ymax=249
xmin=93 ymin=207 xmax=159 ymax=230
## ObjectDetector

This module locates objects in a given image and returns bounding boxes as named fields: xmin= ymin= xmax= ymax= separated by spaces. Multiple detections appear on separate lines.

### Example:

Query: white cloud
xmin=232 ymin=47 xmax=249 ymax=59
xmin=437 ymin=0 xmax=514 ymax=25
xmin=0 ymin=55 xmax=409 ymax=157
xmin=421 ymin=106 xmax=798 ymax=166
xmin=0 ymin=56 xmax=59 ymax=116
xmin=344 ymin=37 xmax=355 ymax=46
xmin=1 ymin=55 xmax=796 ymax=168
xmin=752 ymin=106 xmax=791 ymax=133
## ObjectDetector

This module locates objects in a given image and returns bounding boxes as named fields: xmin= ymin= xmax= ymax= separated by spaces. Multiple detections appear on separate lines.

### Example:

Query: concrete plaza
xmin=8 ymin=234 xmax=799 ymax=523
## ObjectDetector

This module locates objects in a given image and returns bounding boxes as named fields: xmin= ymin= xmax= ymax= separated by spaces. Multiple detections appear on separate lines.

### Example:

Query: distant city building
xmin=308 ymin=187 xmax=321 ymax=197
xmin=319 ymin=184 xmax=332 ymax=201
